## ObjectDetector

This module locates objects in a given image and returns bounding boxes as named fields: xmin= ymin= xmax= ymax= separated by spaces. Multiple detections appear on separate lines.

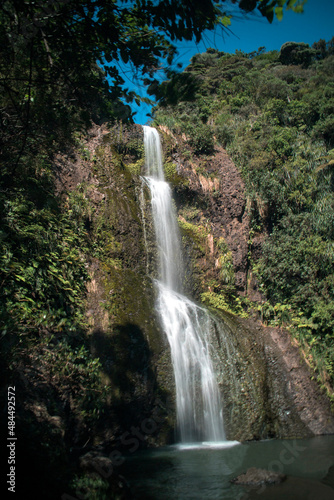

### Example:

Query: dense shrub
xmin=153 ymin=41 xmax=334 ymax=388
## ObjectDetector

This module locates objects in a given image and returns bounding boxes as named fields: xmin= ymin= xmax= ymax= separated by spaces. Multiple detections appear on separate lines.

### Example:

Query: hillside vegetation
xmin=153 ymin=39 xmax=334 ymax=396
xmin=2 ymin=2 xmax=329 ymax=496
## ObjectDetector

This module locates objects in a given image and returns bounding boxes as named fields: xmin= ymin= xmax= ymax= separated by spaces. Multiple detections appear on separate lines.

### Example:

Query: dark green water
xmin=119 ymin=436 xmax=334 ymax=499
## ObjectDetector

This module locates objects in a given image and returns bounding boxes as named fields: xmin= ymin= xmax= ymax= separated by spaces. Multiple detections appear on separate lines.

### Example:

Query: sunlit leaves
xmin=218 ymin=15 xmax=232 ymax=27
xmin=274 ymin=6 xmax=284 ymax=21
xmin=0 ymin=190 xmax=89 ymax=336
xmin=254 ymin=0 xmax=306 ymax=23
xmin=286 ymin=0 xmax=307 ymax=13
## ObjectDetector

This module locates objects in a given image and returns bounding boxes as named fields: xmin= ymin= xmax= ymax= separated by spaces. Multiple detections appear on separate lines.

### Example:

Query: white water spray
xmin=142 ymin=126 xmax=226 ymax=443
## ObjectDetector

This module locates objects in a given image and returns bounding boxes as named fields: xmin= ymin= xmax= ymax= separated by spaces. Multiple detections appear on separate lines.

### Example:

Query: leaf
xmin=287 ymin=0 xmax=307 ymax=13
xmin=219 ymin=15 xmax=231 ymax=27
xmin=14 ymin=274 xmax=27 ymax=282
xmin=275 ymin=6 xmax=284 ymax=21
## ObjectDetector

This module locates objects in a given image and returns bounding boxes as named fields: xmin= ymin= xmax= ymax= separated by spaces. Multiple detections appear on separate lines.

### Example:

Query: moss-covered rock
xmin=77 ymin=123 xmax=176 ymax=448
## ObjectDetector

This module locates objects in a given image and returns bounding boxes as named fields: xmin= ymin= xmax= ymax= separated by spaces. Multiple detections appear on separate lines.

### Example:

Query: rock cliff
xmin=52 ymin=122 xmax=334 ymax=451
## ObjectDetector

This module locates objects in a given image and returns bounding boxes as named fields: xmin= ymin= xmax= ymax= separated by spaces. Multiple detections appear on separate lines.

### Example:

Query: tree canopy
xmin=0 ymin=0 xmax=306 ymax=173
xmin=0 ymin=0 xmax=307 ymax=347
xmin=0 ymin=0 xmax=308 ymax=365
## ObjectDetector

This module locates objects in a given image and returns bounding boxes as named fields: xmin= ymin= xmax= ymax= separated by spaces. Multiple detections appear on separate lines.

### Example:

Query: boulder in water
xmin=231 ymin=467 xmax=286 ymax=485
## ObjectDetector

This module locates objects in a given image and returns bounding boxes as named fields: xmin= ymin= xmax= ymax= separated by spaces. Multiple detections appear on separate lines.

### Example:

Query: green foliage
xmin=36 ymin=337 xmax=108 ymax=424
xmin=256 ymin=212 xmax=334 ymax=386
xmin=154 ymin=39 xmax=334 ymax=389
xmin=125 ymin=158 xmax=145 ymax=176
xmin=201 ymin=290 xmax=232 ymax=313
xmin=71 ymin=474 xmax=109 ymax=500
xmin=257 ymin=214 xmax=333 ymax=313
xmin=216 ymin=237 xmax=235 ymax=285
xmin=201 ymin=289 xmax=246 ymax=317
xmin=279 ymin=42 xmax=316 ymax=67
xmin=1 ymin=0 xmax=299 ymax=176
xmin=163 ymin=160 xmax=187 ymax=186
xmin=178 ymin=217 xmax=208 ymax=253
xmin=0 ymin=0 xmax=309 ymax=494
xmin=313 ymin=115 xmax=334 ymax=147
xmin=164 ymin=161 xmax=178 ymax=180
xmin=185 ymin=123 xmax=215 ymax=155
xmin=0 ymin=189 xmax=88 ymax=338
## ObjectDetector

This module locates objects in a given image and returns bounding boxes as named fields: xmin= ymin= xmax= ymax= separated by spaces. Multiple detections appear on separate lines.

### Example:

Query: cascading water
xmin=142 ymin=125 xmax=227 ymax=443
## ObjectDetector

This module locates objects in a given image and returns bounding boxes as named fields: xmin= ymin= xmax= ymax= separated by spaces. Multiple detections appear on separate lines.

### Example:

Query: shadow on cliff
xmin=91 ymin=323 xmax=158 ymax=432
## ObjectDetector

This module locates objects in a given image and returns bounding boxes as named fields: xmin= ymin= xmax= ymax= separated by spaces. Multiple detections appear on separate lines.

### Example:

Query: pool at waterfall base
xmin=118 ymin=435 xmax=334 ymax=499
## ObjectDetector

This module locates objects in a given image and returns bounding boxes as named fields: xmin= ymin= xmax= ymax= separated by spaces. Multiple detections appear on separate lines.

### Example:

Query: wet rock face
xmin=215 ymin=312 xmax=334 ymax=441
xmin=156 ymin=127 xmax=334 ymax=441
xmin=55 ymin=123 xmax=177 ymax=447
xmin=54 ymin=123 xmax=334 ymax=447
xmin=160 ymin=130 xmax=251 ymax=296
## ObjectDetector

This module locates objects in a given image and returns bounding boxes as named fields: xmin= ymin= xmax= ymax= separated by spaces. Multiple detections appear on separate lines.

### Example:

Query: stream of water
xmin=142 ymin=125 xmax=230 ymax=444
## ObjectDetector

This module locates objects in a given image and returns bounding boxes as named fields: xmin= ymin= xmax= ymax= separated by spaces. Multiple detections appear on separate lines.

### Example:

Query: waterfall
xmin=142 ymin=125 xmax=226 ymax=443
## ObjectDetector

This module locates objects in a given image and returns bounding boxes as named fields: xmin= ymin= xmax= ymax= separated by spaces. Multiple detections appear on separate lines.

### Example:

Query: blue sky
xmin=126 ymin=0 xmax=334 ymax=124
